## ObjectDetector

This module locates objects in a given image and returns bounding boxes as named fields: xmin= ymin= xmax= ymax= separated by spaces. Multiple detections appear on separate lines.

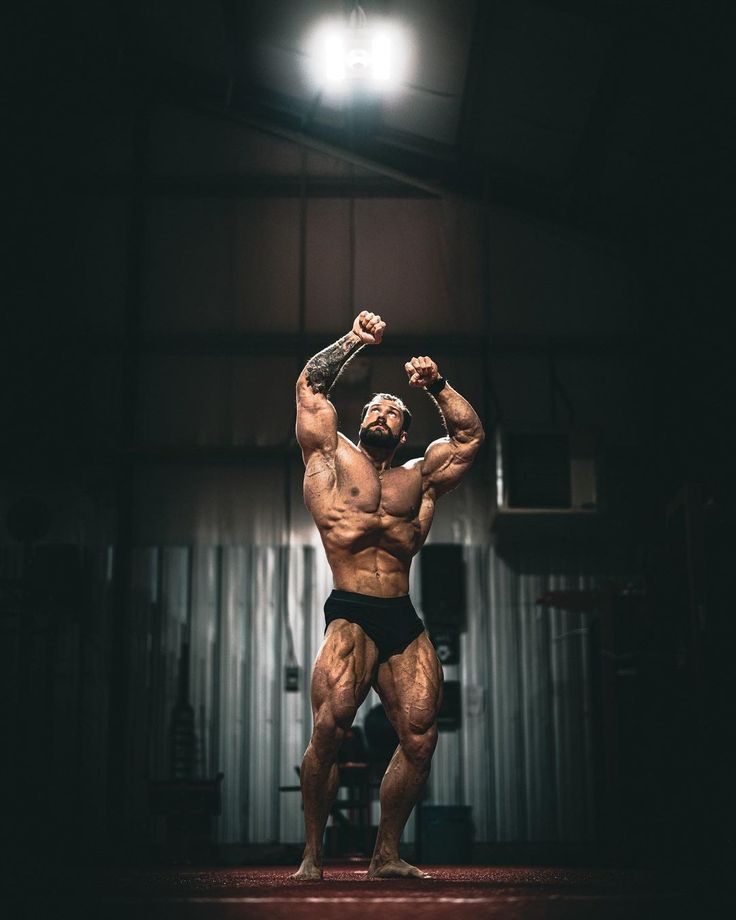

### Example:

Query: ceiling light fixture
xmin=310 ymin=3 xmax=406 ymax=96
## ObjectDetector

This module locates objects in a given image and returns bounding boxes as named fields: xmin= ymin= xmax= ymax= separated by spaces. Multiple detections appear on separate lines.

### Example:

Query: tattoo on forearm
xmin=305 ymin=332 xmax=364 ymax=395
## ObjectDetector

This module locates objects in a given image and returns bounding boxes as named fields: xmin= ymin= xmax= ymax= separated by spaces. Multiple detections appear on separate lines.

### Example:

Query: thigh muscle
xmin=374 ymin=633 xmax=443 ymax=738
xmin=311 ymin=619 xmax=379 ymax=727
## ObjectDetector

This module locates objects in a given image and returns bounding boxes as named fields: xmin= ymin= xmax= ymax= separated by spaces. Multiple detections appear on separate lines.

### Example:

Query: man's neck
xmin=359 ymin=444 xmax=396 ymax=474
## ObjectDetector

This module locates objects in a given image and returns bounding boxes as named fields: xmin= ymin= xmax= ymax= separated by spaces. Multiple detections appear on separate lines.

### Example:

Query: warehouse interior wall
xmin=4 ymin=2 xmax=733 ymax=870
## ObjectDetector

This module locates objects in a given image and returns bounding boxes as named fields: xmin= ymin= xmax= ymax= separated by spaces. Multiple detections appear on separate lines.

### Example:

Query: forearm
xmin=300 ymin=331 xmax=364 ymax=396
xmin=431 ymin=384 xmax=484 ymax=446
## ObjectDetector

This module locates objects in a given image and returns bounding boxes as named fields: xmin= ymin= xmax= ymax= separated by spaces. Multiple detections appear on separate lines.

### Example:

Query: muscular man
xmin=292 ymin=311 xmax=484 ymax=880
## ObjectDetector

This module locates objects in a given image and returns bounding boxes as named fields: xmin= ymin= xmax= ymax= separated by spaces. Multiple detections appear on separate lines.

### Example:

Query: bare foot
xmin=367 ymin=858 xmax=431 ymax=879
xmin=290 ymin=857 xmax=323 ymax=880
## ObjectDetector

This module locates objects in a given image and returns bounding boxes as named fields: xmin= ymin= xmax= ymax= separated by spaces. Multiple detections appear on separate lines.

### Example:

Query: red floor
xmin=22 ymin=862 xmax=720 ymax=920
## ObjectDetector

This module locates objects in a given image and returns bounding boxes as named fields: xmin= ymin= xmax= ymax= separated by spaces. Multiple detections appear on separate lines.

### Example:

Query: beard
xmin=358 ymin=423 xmax=402 ymax=450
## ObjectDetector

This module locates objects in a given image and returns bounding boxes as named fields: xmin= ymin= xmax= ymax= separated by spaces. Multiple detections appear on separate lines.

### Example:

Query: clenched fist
xmin=404 ymin=356 xmax=440 ymax=388
xmin=352 ymin=310 xmax=386 ymax=345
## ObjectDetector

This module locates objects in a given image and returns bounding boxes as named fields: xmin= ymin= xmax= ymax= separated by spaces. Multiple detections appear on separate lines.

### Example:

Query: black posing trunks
xmin=324 ymin=589 xmax=426 ymax=663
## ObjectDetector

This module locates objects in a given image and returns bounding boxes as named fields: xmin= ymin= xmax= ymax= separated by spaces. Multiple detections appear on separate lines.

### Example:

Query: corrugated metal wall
xmin=456 ymin=547 xmax=596 ymax=842
xmin=1 ymin=535 xmax=603 ymax=846
xmin=122 ymin=541 xmax=600 ymax=845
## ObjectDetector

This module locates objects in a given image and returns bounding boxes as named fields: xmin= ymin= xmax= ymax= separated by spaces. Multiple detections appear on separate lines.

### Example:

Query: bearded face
xmin=358 ymin=420 xmax=403 ymax=450
xmin=358 ymin=399 xmax=406 ymax=451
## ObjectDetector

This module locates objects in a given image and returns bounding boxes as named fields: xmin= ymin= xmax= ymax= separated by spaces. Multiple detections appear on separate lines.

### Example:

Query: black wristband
xmin=425 ymin=376 xmax=447 ymax=396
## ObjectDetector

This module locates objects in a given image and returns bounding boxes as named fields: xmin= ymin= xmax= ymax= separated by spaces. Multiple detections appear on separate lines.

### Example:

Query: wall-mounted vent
xmin=494 ymin=426 xmax=598 ymax=513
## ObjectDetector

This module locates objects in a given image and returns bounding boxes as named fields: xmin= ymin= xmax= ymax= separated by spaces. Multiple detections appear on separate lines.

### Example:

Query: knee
xmin=311 ymin=716 xmax=345 ymax=758
xmin=311 ymin=699 xmax=357 ymax=755
xmin=408 ymin=698 xmax=437 ymax=737
xmin=397 ymin=697 xmax=439 ymax=768
xmin=400 ymin=724 xmax=438 ymax=770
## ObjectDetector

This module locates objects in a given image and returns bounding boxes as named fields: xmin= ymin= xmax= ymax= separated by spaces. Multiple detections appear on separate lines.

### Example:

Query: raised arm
xmin=404 ymin=356 xmax=485 ymax=496
xmin=296 ymin=311 xmax=386 ymax=462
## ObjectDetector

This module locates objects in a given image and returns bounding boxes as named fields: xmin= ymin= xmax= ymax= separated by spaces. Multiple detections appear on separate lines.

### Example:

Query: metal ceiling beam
xmin=2 ymin=332 xmax=644 ymax=358
xmin=187 ymin=97 xmax=450 ymax=199
xmin=69 ymin=332 xmax=641 ymax=359
xmin=77 ymin=175 xmax=437 ymax=199
xmin=149 ymin=56 xmax=535 ymax=202
xmin=139 ymin=55 xmax=621 ymax=241
xmin=119 ymin=440 xmax=490 ymax=466
xmin=0 ymin=330 xmax=653 ymax=358
xmin=179 ymin=90 xmax=604 ymax=237
xmin=141 ymin=332 xmax=487 ymax=357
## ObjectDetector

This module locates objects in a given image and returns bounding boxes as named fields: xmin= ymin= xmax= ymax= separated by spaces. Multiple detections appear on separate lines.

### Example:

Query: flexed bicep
xmin=422 ymin=436 xmax=477 ymax=497
xmin=413 ymin=375 xmax=485 ymax=497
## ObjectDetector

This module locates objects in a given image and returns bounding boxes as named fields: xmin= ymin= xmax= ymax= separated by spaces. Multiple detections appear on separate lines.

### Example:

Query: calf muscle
xmin=292 ymin=622 xmax=378 ymax=879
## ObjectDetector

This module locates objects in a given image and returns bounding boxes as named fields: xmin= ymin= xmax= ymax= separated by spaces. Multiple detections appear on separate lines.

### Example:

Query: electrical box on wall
xmin=491 ymin=425 xmax=601 ymax=541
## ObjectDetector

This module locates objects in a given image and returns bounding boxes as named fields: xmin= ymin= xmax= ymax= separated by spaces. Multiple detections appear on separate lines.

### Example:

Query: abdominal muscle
xmin=326 ymin=543 xmax=412 ymax=597
xmin=317 ymin=507 xmax=432 ymax=597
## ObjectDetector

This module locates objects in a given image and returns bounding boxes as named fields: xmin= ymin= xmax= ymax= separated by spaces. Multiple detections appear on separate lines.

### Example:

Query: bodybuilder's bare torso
xmin=304 ymin=433 xmax=435 ymax=596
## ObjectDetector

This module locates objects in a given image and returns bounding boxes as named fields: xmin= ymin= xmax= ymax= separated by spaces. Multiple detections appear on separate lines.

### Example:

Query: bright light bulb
xmin=346 ymin=45 xmax=371 ymax=75
xmin=323 ymin=30 xmax=345 ymax=85
xmin=371 ymin=30 xmax=393 ymax=85
xmin=307 ymin=18 xmax=408 ymax=97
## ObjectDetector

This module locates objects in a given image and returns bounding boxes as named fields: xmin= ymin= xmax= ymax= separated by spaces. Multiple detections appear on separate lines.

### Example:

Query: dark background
xmin=3 ymin=0 xmax=735 ymax=871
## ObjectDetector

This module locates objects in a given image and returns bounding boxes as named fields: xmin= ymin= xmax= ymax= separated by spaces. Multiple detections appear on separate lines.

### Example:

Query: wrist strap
xmin=425 ymin=376 xmax=447 ymax=396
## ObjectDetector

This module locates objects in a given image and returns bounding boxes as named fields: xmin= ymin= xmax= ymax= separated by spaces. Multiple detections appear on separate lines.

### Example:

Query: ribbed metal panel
xmin=122 ymin=542 xmax=605 ymax=844
xmin=3 ymin=539 xmax=606 ymax=846
xmin=451 ymin=548 xmax=598 ymax=842
xmin=279 ymin=544 xmax=317 ymax=844
xmin=247 ymin=547 xmax=282 ymax=842
xmin=217 ymin=546 xmax=249 ymax=841
xmin=124 ymin=544 xmax=322 ymax=843
xmin=189 ymin=546 xmax=219 ymax=778
xmin=459 ymin=546 xmax=494 ymax=841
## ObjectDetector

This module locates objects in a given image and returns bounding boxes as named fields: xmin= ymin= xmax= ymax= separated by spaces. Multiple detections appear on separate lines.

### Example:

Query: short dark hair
xmin=360 ymin=393 xmax=412 ymax=433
